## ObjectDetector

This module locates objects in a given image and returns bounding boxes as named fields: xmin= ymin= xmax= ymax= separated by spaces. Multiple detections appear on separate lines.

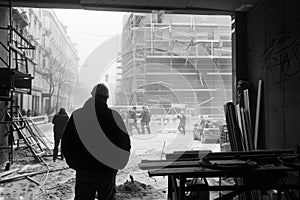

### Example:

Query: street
xmin=0 ymin=121 xmax=221 ymax=200
xmin=38 ymin=121 xmax=220 ymax=200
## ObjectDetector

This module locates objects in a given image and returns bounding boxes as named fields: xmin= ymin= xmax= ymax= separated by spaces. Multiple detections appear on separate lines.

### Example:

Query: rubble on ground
xmin=116 ymin=179 xmax=165 ymax=200
xmin=0 ymin=147 xmax=167 ymax=200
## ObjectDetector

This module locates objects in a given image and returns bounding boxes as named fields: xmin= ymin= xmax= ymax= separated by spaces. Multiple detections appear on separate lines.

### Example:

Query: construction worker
xmin=26 ymin=109 xmax=31 ymax=117
xmin=21 ymin=109 xmax=26 ymax=116
xmin=52 ymin=107 xmax=69 ymax=161
xmin=140 ymin=106 xmax=151 ymax=134
xmin=62 ymin=83 xmax=131 ymax=200
xmin=177 ymin=111 xmax=186 ymax=135
xmin=128 ymin=106 xmax=141 ymax=135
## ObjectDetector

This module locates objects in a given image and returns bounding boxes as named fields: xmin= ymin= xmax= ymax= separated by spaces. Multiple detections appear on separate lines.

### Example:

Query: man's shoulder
xmin=110 ymin=109 xmax=122 ymax=117
xmin=72 ymin=107 xmax=83 ymax=115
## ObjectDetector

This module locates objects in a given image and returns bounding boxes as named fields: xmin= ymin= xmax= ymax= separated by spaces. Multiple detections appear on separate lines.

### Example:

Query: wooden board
xmin=244 ymin=108 xmax=254 ymax=150
xmin=240 ymin=107 xmax=249 ymax=151
xmin=236 ymin=104 xmax=244 ymax=138
xmin=224 ymin=104 xmax=237 ymax=151
xmin=139 ymin=160 xmax=201 ymax=170
xmin=243 ymin=89 xmax=251 ymax=122
xmin=254 ymin=80 xmax=262 ymax=150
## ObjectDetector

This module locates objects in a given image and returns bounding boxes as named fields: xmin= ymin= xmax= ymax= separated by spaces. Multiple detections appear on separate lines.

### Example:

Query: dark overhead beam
xmin=83 ymin=6 xmax=233 ymax=15
xmin=0 ymin=0 xmax=259 ymax=13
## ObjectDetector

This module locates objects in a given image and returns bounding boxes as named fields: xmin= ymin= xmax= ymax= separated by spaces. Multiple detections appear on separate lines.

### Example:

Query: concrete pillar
xmin=232 ymin=12 xmax=248 ymax=104
xmin=0 ymin=7 xmax=9 ymax=166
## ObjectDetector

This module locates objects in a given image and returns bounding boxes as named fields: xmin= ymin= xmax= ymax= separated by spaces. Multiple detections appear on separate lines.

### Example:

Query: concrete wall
xmin=247 ymin=0 xmax=300 ymax=149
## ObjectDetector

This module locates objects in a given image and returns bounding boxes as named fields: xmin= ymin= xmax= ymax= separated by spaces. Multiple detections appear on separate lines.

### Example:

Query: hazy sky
xmin=54 ymin=9 xmax=126 ymax=65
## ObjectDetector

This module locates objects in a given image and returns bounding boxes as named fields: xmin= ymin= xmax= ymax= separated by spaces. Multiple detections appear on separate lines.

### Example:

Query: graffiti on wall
xmin=261 ymin=23 xmax=300 ymax=85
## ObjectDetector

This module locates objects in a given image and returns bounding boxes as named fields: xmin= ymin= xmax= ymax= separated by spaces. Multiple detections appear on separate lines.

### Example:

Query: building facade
xmin=11 ymin=8 xmax=79 ymax=115
xmin=120 ymin=13 xmax=232 ymax=116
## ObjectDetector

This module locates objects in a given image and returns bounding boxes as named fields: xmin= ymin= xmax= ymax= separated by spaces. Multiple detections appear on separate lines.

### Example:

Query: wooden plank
xmin=228 ymin=103 xmax=244 ymax=151
xmin=173 ymin=150 xmax=211 ymax=154
xmin=148 ymin=165 xmax=297 ymax=177
xmin=139 ymin=160 xmax=201 ymax=170
xmin=243 ymin=89 xmax=251 ymax=122
xmin=235 ymin=104 xmax=244 ymax=139
xmin=166 ymin=153 xmax=200 ymax=160
xmin=244 ymin=109 xmax=254 ymax=150
xmin=166 ymin=150 xmax=212 ymax=160
xmin=236 ymin=105 xmax=247 ymax=151
xmin=240 ymin=108 xmax=248 ymax=151
xmin=224 ymin=104 xmax=237 ymax=151
xmin=0 ymin=168 xmax=19 ymax=178
xmin=141 ymin=150 xmax=293 ymax=165
xmin=240 ymin=107 xmax=249 ymax=151
xmin=26 ymin=176 xmax=40 ymax=185
xmin=0 ymin=167 xmax=69 ymax=183
xmin=243 ymin=89 xmax=253 ymax=146
xmin=254 ymin=80 xmax=262 ymax=150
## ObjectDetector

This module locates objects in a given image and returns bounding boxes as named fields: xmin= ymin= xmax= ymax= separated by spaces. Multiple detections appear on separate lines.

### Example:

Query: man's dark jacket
xmin=52 ymin=112 xmax=69 ymax=139
xmin=61 ymin=97 xmax=131 ymax=172
xmin=141 ymin=109 xmax=151 ymax=123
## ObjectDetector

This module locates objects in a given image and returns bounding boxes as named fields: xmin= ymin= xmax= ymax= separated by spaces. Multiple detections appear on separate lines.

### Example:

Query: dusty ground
xmin=0 ymin=148 xmax=168 ymax=200
xmin=0 ymin=120 xmax=221 ymax=200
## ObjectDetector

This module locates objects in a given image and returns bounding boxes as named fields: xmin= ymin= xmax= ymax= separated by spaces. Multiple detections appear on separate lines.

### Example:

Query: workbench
xmin=140 ymin=150 xmax=300 ymax=200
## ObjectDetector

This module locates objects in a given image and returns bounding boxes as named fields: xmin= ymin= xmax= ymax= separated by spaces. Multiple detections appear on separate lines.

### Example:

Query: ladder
xmin=8 ymin=112 xmax=50 ymax=162
xmin=24 ymin=117 xmax=51 ymax=153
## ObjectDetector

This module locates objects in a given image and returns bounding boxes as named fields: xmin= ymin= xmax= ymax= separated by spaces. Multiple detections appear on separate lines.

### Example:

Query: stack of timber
xmin=140 ymin=149 xmax=294 ymax=200
xmin=223 ymin=80 xmax=263 ymax=200
xmin=224 ymin=80 xmax=263 ymax=151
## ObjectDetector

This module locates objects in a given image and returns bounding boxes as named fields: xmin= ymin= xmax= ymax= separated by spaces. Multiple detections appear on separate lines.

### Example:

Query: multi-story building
xmin=40 ymin=9 xmax=79 ymax=114
xmin=11 ymin=8 xmax=79 ymax=115
xmin=120 ymin=13 xmax=232 ymax=116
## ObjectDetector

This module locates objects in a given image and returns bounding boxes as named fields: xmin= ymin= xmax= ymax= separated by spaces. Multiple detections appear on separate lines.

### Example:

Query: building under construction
xmin=119 ymin=13 xmax=232 ymax=116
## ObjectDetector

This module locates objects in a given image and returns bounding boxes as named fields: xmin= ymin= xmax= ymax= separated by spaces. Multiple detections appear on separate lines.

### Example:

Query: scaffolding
xmin=0 ymin=4 xmax=35 ymax=165
xmin=120 ymin=13 xmax=232 ymax=115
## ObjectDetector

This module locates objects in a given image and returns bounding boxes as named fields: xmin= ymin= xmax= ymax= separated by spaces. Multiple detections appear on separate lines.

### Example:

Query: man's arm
xmin=112 ymin=110 xmax=131 ymax=151
xmin=140 ymin=111 xmax=144 ymax=118
xmin=52 ymin=115 xmax=57 ymax=124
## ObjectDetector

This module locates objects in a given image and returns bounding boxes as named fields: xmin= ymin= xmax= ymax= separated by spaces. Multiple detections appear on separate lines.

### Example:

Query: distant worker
xmin=140 ymin=106 xmax=151 ymax=134
xmin=128 ymin=107 xmax=141 ymax=135
xmin=21 ymin=109 xmax=26 ymax=117
xmin=52 ymin=108 xmax=69 ymax=162
xmin=62 ymin=83 xmax=131 ymax=200
xmin=177 ymin=111 xmax=186 ymax=135
xmin=26 ymin=109 xmax=31 ymax=117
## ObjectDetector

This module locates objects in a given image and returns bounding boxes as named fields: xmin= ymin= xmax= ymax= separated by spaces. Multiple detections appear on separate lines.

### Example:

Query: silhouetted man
xmin=177 ymin=111 xmax=186 ymax=135
xmin=52 ymin=107 xmax=69 ymax=161
xmin=128 ymin=106 xmax=140 ymax=135
xmin=62 ymin=83 xmax=131 ymax=200
xmin=140 ymin=106 xmax=151 ymax=134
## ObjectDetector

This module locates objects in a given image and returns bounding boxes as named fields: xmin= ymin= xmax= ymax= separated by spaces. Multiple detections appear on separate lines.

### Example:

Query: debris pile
xmin=116 ymin=178 xmax=159 ymax=200
xmin=115 ymin=174 xmax=166 ymax=200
